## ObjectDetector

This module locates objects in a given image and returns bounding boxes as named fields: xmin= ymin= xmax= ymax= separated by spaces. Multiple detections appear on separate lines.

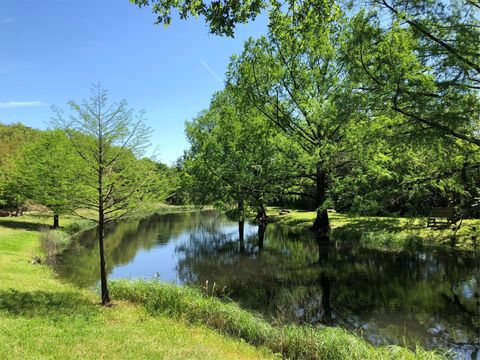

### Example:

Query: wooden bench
xmin=427 ymin=207 xmax=458 ymax=228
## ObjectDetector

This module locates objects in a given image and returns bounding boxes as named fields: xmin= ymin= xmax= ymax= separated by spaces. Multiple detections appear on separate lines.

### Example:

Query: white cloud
xmin=0 ymin=101 xmax=45 ymax=108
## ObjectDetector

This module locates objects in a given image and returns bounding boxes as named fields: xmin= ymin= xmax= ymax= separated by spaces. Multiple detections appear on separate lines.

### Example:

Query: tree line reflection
xmin=55 ymin=211 xmax=480 ymax=356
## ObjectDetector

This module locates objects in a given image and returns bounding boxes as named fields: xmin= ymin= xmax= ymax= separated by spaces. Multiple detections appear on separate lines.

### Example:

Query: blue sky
xmin=0 ymin=0 xmax=267 ymax=163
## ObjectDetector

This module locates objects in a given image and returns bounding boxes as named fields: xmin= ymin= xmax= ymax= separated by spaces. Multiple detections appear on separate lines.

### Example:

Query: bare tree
xmin=53 ymin=84 xmax=162 ymax=305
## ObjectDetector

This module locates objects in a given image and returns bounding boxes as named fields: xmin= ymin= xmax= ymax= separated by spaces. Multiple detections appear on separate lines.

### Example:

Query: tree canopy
xmin=176 ymin=0 xmax=479 ymax=228
xmin=185 ymin=88 xmax=291 ymax=219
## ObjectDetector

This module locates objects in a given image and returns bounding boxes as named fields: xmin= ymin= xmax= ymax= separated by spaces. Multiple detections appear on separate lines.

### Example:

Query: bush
xmin=110 ymin=280 xmax=444 ymax=360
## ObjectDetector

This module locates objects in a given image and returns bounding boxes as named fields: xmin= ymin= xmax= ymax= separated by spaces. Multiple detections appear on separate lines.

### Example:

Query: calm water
xmin=56 ymin=211 xmax=480 ymax=358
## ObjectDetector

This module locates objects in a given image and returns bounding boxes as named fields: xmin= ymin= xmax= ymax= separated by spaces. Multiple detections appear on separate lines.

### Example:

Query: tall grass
xmin=39 ymin=228 xmax=71 ymax=265
xmin=38 ymin=219 xmax=97 ymax=265
xmin=110 ymin=280 xmax=446 ymax=360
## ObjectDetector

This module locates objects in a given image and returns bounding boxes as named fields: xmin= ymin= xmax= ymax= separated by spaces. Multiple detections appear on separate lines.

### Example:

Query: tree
xmin=184 ymin=88 xmax=290 ymax=221
xmin=13 ymin=130 xmax=83 ymax=227
xmin=0 ymin=123 xmax=40 ymax=212
xmin=53 ymin=84 xmax=164 ymax=305
xmin=228 ymin=1 xmax=362 ymax=232
xmin=328 ymin=111 xmax=478 ymax=216
xmin=346 ymin=0 xmax=480 ymax=148
xmin=0 ymin=164 xmax=26 ymax=214
xmin=185 ymin=87 xmax=293 ymax=254
xmin=341 ymin=0 xmax=480 ymax=216
xmin=130 ymin=0 xmax=267 ymax=37
xmin=0 ymin=123 xmax=40 ymax=168
xmin=133 ymin=0 xmax=479 ymax=220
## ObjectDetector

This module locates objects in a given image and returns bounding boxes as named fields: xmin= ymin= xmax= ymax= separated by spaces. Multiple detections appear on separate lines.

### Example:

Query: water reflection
xmin=56 ymin=211 xmax=480 ymax=358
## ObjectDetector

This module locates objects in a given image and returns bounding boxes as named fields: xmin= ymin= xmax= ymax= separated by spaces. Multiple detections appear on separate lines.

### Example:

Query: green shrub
xmin=110 ymin=280 xmax=445 ymax=360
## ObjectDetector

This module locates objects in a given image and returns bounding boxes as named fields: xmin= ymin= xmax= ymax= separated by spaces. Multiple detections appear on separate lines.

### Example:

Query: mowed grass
xmin=0 ymin=215 xmax=273 ymax=360
xmin=268 ymin=207 xmax=480 ymax=251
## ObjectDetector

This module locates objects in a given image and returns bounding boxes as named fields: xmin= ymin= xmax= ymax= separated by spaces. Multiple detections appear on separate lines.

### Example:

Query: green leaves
xmin=347 ymin=0 xmax=480 ymax=148
xmin=12 ymin=130 xmax=84 ymax=218
xmin=185 ymin=88 xmax=290 ymax=212
xmin=51 ymin=84 xmax=170 ymax=224
xmin=130 ymin=0 xmax=267 ymax=37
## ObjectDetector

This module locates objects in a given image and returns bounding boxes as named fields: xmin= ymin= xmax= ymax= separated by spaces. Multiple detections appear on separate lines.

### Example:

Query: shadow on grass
xmin=0 ymin=289 xmax=98 ymax=319
xmin=0 ymin=219 xmax=49 ymax=232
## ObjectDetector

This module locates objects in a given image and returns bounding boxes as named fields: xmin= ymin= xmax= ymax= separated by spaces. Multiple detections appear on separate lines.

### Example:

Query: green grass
xmin=0 ymin=214 xmax=273 ymax=359
xmin=0 ymin=211 xmax=449 ymax=359
xmin=110 ymin=280 xmax=445 ymax=360
xmin=268 ymin=207 xmax=480 ymax=251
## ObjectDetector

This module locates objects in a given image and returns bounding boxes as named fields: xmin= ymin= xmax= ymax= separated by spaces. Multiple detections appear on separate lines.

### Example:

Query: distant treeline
xmin=0 ymin=122 xmax=179 ymax=223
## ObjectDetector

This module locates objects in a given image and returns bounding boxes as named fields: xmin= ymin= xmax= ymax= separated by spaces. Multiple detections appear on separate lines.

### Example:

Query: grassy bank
xmin=268 ymin=207 xmax=479 ymax=251
xmin=0 ymin=211 xmax=448 ymax=359
xmin=0 ymin=214 xmax=272 ymax=359
xmin=111 ymin=280 xmax=444 ymax=360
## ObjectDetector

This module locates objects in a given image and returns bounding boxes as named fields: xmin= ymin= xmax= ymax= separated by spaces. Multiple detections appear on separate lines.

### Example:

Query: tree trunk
xmin=238 ymin=199 xmax=245 ymax=220
xmin=98 ymin=209 xmax=110 ymax=305
xmin=53 ymin=214 xmax=59 ymax=228
xmin=98 ymin=138 xmax=110 ymax=305
xmin=98 ymin=221 xmax=110 ymax=305
xmin=238 ymin=199 xmax=245 ymax=253
xmin=257 ymin=200 xmax=267 ymax=250
xmin=311 ymin=168 xmax=330 ymax=234
xmin=258 ymin=222 xmax=267 ymax=250
xmin=239 ymin=220 xmax=245 ymax=253
xmin=257 ymin=202 xmax=267 ymax=222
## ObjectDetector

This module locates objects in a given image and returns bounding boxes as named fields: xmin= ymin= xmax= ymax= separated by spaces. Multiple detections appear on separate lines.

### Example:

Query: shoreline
xmin=0 ymin=207 xmax=453 ymax=358
xmin=0 ymin=212 xmax=273 ymax=359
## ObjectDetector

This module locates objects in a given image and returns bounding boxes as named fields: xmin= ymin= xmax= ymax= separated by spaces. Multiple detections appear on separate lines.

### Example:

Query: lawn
xmin=0 ymin=214 xmax=273 ymax=360
xmin=267 ymin=207 xmax=480 ymax=251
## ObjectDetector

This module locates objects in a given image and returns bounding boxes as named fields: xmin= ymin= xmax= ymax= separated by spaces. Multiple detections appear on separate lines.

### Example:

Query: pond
xmin=55 ymin=211 xmax=480 ymax=359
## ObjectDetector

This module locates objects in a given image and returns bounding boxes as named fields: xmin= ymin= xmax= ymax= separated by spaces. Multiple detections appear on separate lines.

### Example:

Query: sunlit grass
xmin=0 ymin=214 xmax=273 ymax=359
xmin=267 ymin=207 xmax=480 ymax=251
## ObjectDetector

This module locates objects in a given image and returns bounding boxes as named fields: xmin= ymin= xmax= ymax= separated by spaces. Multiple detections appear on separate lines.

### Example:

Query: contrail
xmin=200 ymin=59 xmax=224 ymax=85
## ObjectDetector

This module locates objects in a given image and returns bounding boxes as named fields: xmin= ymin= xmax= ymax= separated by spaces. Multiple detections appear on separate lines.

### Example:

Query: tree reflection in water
xmin=56 ymin=211 xmax=480 ymax=358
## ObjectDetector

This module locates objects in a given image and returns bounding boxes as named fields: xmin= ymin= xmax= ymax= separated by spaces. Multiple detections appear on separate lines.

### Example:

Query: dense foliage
xmin=178 ymin=0 xmax=479 ymax=228
xmin=184 ymin=89 xmax=291 ymax=219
